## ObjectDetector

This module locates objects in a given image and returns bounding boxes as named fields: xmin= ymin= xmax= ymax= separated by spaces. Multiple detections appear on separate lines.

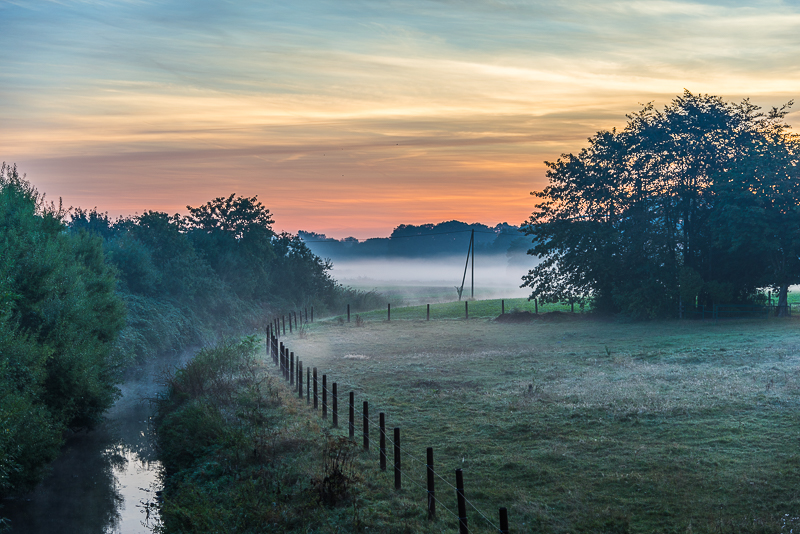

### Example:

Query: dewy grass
xmin=278 ymin=315 xmax=800 ymax=533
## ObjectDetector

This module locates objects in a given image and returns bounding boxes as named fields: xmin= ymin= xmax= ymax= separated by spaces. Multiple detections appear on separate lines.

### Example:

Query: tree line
xmin=300 ymin=220 xmax=529 ymax=262
xmin=523 ymin=91 xmax=800 ymax=319
xmin=0 ymin=167 xmax=371 ymax=505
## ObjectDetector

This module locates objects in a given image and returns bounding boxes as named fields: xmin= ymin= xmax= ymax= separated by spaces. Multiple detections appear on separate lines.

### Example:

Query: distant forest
xmin=299 ymin=220 xmax=530 ymax=264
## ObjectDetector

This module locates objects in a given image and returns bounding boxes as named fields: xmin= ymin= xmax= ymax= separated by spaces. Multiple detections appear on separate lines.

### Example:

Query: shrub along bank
xmin=0 ymin=164 xmax=126 ymax=502
xmin=155 ymin=338 xmax=456 ymax=534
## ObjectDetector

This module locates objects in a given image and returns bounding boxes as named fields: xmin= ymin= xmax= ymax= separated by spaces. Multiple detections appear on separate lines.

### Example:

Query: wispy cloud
xmin=2 ymin=0 xmax=799 ymax=237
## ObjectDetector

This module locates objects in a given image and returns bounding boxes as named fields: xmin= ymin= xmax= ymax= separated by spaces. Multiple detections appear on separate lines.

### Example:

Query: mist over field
xmin=330 ymin=254 xmax=534 ymax=304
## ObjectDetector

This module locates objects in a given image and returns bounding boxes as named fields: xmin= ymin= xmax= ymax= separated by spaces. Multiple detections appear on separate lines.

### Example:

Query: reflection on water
xmin=3 ymin=351 xmax=191 ymax=533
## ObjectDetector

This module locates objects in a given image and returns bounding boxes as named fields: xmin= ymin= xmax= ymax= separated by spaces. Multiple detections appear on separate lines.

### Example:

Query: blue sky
xmin=3 ymin=0 xmax=799 ymax=236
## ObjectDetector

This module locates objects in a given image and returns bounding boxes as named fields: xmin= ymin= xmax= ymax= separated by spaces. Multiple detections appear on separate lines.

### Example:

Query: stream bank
xmin=3 ymin=350 xmax=194 ymax=534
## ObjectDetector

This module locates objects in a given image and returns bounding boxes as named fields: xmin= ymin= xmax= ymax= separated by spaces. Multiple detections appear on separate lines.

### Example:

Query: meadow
xmin=276 ymin=308 xmax=800 ymax=533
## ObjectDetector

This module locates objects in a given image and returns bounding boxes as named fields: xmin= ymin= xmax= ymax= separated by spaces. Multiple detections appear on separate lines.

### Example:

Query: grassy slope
xmin=278 ymin=310 xmax=800 ymax=533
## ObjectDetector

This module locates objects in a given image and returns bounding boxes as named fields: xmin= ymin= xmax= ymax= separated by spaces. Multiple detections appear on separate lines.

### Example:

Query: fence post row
xmin=272 ymin=336 xmax=513 ymax=533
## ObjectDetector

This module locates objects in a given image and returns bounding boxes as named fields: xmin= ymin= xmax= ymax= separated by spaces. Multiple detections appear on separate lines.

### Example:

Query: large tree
xmin=523 ymin=91 xmax=798 ymax=318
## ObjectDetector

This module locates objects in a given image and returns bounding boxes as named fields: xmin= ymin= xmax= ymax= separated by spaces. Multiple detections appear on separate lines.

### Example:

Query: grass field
xmin=273 ymin=310 xmax=800 ymax=533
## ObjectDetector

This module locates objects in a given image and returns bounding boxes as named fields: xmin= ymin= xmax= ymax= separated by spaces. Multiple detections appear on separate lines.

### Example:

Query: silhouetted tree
xmin=523 ymin=91 xmax=798 ymax=318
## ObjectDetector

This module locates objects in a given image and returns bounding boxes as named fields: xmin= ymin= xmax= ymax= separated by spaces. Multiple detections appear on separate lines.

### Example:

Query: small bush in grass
xmin=313 ymin=436 xmax=358 ymax=506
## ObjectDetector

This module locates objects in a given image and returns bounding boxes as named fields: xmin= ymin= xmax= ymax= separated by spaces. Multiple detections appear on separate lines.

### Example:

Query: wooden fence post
xmin=307 ymin=368 xmax=310 ymax=404
xmin=347 ymin=304 xmax=350 ymax=323
xmin=349 ymin=392 xmax=355 ymax=440
xmin=379 ymin=413 xmax=386 ymax=471
xmin=394 ymin=427 xmax=401 ymax=490
xmin=455 ymin=469 xmax=468 ymax=534
xmin=313 ymin=368 xmax=318 ymax=409
xmin=311 ymin=306 xmax=314 ymax=322
xmin=427 ymin=447 xmax=435 ymax=519
xmin=388 ymin=303 xmax=391 ymax=321
xmin=499 ymin=507 xmax=509 ymax=534
xmin=427 ymin=304 xmax=430 ymax=321
xmin=289 ymin=313 xmax=293 ymax=333
xmin=290 ymin=352 xmax=294 ymax=385
xmin=535 ymin=298 xmax=538 ymax=314
xmin=332 ymin=383 xmax=338 ymax=427
xmin=465 ymin=301 xmax=469 ymax=320
xmin=282 ymin=315 xmax=286 ymax=335
xmin=322 ymin=375 xmax=327 ymax=419
xmin=363 ymin=401 xmax=369 ymax=451
xmin=298 ymin=361 xmax=303 ymax=398
xmin=501 ymin=299 xmax=505 ymax=315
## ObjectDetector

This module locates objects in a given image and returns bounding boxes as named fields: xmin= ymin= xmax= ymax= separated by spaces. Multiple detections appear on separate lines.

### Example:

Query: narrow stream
xmin=3 ymin=350 xmax=193 ymax=533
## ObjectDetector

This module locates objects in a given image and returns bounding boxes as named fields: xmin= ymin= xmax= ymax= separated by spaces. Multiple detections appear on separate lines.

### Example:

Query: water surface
xmin=3 ymin=350 xmax=192 ymax=533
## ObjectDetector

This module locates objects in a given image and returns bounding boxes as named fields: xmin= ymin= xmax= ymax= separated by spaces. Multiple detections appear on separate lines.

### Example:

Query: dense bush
xmin=0 ymin=164 xmax=126 ymax=497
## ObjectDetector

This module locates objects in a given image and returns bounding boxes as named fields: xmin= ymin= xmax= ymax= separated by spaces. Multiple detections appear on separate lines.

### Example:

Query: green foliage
xmin=185 ymin=194 xmax=277 ymax=300
xmin=0 ymin=163 xmax=125 ymax=498
xmin=523 ymin=91 xmax=798 ymax=318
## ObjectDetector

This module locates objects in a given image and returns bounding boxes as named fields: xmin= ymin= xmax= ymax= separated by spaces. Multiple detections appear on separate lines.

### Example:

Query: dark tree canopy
xmin=523 ymin=91 xmax=799 ymax=318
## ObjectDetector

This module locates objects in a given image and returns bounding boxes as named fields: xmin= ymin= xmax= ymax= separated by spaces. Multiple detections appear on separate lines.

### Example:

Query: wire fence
xmin=266 ymin=323 xmax=510 ymax=534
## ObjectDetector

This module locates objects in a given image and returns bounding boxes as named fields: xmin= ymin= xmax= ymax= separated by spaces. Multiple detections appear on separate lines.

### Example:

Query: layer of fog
xmin=331 ymin=254 xmax=537 ymax=304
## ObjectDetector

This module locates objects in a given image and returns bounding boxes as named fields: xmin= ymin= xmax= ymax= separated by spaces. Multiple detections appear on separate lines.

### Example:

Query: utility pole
xmin=470 ymin=229 xmax=474 ymax=299
xmin=456 ymin=229 xmax=475 ymax=301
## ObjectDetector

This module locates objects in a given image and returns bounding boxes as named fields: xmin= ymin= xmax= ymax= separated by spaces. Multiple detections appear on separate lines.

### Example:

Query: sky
xmin=3 ymin=0 xmax=800 ymax=238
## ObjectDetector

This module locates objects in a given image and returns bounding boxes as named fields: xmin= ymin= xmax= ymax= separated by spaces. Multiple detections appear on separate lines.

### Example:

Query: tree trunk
xmin=777 ymin=284 xmax=789 ymax=317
